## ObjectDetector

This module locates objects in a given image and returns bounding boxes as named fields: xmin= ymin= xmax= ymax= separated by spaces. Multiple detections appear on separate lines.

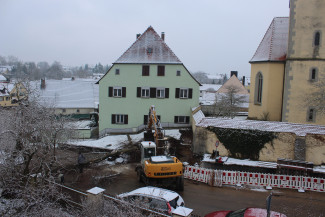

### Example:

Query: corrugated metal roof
xmin=197 ymin=117 xmax=325 ymax=136
xmin=114 ymin=26 xmax=182 ymax=64
xmin=250 ymin=17 xmax=289 ymax=62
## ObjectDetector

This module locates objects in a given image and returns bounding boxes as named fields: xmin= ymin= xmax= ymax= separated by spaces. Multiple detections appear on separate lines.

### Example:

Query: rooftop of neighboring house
xmin=0 ymin=74 xmax=7 ymax=82
xmin=250 ymin=17 xmax=289 ymax=63
xmin=114 ymin=26 xmax=182 ymax=64
xmin=195 ymin=115 xmax=325 ymax=136
xmin=217 ymin=75 xmax=249 ymax=95
xmin=33 ymin=78 xmax=99 ymax=109
xmin=0 ymin=83 xmax=15 ymax=97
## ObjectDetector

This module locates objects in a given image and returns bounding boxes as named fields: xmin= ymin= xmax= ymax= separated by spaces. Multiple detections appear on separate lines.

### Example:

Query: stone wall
xmin=305 ymin=134 xmax=325 ymax=165
xmin=193 ymin=126 xmax=325 ymax=165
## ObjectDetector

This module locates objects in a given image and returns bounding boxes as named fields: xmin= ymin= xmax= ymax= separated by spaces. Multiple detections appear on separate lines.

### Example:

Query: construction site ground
xmin=53 ymin=129 xmax=325 ymax=216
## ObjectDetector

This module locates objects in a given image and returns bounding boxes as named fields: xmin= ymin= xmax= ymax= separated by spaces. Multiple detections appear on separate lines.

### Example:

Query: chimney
xmin=161 ymin=32 xmax=165 ymax=41
xmin=230 ymin=71 xmax=238 ymax=77
xmin=242 ymin=76 xmax=246 ymax=86
xmin=136 ymin=34 xmax=141 ymax=39
xmin=40 ymin=78 xmax=46 ymax=89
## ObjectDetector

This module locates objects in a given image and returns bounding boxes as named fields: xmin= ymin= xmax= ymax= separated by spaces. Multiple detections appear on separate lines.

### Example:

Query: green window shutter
xmin=112 ymin=114 xmax=116 ymax=124
xmin=189 ymin=88 xmax=193 ymax=99
xmin=165 ymin=88 xmax=169 ymax=98
xmin=150 ymin=87 xmax=156 ymax=98
xmin=175 ymin=88 xmax=180 ymax=98
xmin=137 ymin=87 xmax=141 ymax=97
xmin=109 ymin=87 xmax=113 ymax=97
xmin=122 ymin=87 xmax=126 ymax=97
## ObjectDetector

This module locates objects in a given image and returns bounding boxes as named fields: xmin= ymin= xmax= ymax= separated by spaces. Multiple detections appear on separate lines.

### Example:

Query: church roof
xmin=250 ymin=17 xmax=289 ymax=63
xmin=114 ymin=26 xmax=182 ymax=64
xmin=217 ymin=75 xmax=248 ymax=95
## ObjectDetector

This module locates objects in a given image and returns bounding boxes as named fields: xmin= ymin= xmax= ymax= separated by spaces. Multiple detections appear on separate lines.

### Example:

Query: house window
xmin=310 ymin=68 xmax=318 ymax=81
xmin=307 ymin=108 xmax=316 ymax=122
xmin=180 ymin=88 xmax=188 ymax=98
xmin=108 ymin=86 xmax=126 ymax=97
xmin=157 ymin=66 xmax=165 ymax=76
xmin=142 ymin=65 xmax=150 ymax=76
xmin=176 ymin=70 xmax=181 ymax=76
xmin=175 ymin=88 xmax=192 ymax=99
xmin=174 ymin=116 xmax=190 ymax=124
xmin=5 ymin=97 xmax=10 ymax=101
xmin=0 ymin=97 xmax=3 ymax=101
xmin=255 ymin=72 xmax=263 ymax=104
xmin=112 ymin=114 xmax=128 ymax=124
xmin=115 ymin=69 xmax=120 ymax=75
xmin=157 ymin=88 xmax=165 ymax=98
xmin=113 ymin=87 xmax=122 ymax=97
xmin=141 ymin=87 xmax=150 ymax=98
xmin=314 ymin=31 xmax=321 ymax=46
xmin=62 ymin=108 xmax=66 ymax=113
xmin=147 ymin=47 xmax=153 ymax=54
xmin=76 ymin=109 xmax=80 ymax=113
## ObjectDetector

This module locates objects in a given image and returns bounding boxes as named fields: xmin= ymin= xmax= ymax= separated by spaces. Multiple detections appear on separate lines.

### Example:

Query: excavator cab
xmin=140 ymin=141 xmax=156 ymax=164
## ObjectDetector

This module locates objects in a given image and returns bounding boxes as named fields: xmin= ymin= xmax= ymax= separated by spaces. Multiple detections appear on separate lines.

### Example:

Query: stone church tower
xmin=249 ymin=0 xmax=325 ymax=125
xmin=282 ymin=0 xmax=325 ymax=124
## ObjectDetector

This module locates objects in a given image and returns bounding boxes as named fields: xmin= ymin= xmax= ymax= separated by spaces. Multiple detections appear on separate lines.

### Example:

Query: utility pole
xmin=266 ymin=192 xmax=272 ymax=217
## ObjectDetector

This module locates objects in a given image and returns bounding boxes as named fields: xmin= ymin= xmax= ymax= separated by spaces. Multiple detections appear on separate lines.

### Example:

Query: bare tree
xmin=81 ymin=197 xmax=158 ymax=217
xmin=0 ymin=82 xmax=76 ymax=216
xmin=47 ymin=61 xmax=64 ymax=80
xmin=213 ymin=85 xmax=247 ymax=118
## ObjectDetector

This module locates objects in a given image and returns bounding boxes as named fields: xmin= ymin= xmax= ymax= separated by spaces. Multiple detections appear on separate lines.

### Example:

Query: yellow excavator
xmin=135 ymin=105 xmax=184 ymax=190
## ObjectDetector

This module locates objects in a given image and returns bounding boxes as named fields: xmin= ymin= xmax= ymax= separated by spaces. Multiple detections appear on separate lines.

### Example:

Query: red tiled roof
xmin=250 ymin=17 xmax=289 ymax=62
xmin=197 ymin=117 xmax=325 ymax=136
xmin=114 ymin=26 xmax=182 ymax=64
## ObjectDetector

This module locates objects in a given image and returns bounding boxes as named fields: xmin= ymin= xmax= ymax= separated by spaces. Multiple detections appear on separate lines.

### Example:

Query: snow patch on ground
xmin=202 ymin=154 xmax=277 ymax=169
xmin=69 ymin=129 xmax=182 ymax=150
xmin=313 ymin=165 xmax=325 ymax=174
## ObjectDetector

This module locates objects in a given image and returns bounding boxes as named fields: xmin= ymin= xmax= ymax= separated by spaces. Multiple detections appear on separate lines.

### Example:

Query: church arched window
xmin=314 ymin=31 xmax=321 ymax=46
xmin=255 ymin=72 xmax=263 ymax=104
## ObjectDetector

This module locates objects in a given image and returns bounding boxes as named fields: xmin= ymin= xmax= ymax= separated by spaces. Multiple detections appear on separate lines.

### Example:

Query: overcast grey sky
xmin=0 ymin=0 xmax=289 ymax=78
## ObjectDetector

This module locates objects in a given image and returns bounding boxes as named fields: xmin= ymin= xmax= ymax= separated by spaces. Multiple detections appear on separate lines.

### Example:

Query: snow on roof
xmin=199 ymin=92 xmax=216 ymax=105
xmin=151 ymin=156 xmax=173 ymax=162
xmin=0 ymin=74 xmax=7 ymax=81
xmin=87 ymin=187 xmax=105 ymax=195
xmin=141 ymin=141 xmax=156 ymax=148
xmin=119 ymin=186 xmax=181 ymax=202
xmin=115 ymin=26 xmax=182 ymax=64
xmin=217 ymin=75 xmax=248 ymax=95
xmin=193 ymin=109 xmax=205 ymax=124
xmin=250 ymin=17 xmax=289 ymax=62
xmin=172 ymin=207 xmax=193 ymax=216
xmin=200 ymin=92 xmax=249 ymax=107
xmin=200 ymin=84 xmax=222 ymax=92
xmin=0 ymin=83 xmax=16 ymax=96
xmin=33 ymin=79 xmax=99 ymax=109
xmin=197 ymin=117 xmax=325 ymax=136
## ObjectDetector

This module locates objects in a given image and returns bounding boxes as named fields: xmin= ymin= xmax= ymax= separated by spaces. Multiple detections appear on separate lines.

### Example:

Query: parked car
xmin=205 ymin=208 xmax=287 ymax=217
xmin=117 ymin=186 xmax=185 ymax=215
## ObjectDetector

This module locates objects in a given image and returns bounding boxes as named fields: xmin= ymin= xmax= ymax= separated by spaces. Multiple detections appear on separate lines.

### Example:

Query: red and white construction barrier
xmin=184 ymin=166 xmax=325 ymax=193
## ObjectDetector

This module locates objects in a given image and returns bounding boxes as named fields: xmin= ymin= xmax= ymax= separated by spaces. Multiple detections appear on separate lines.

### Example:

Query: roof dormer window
xmin=147 ymin=47 xmax=153 ymax=54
